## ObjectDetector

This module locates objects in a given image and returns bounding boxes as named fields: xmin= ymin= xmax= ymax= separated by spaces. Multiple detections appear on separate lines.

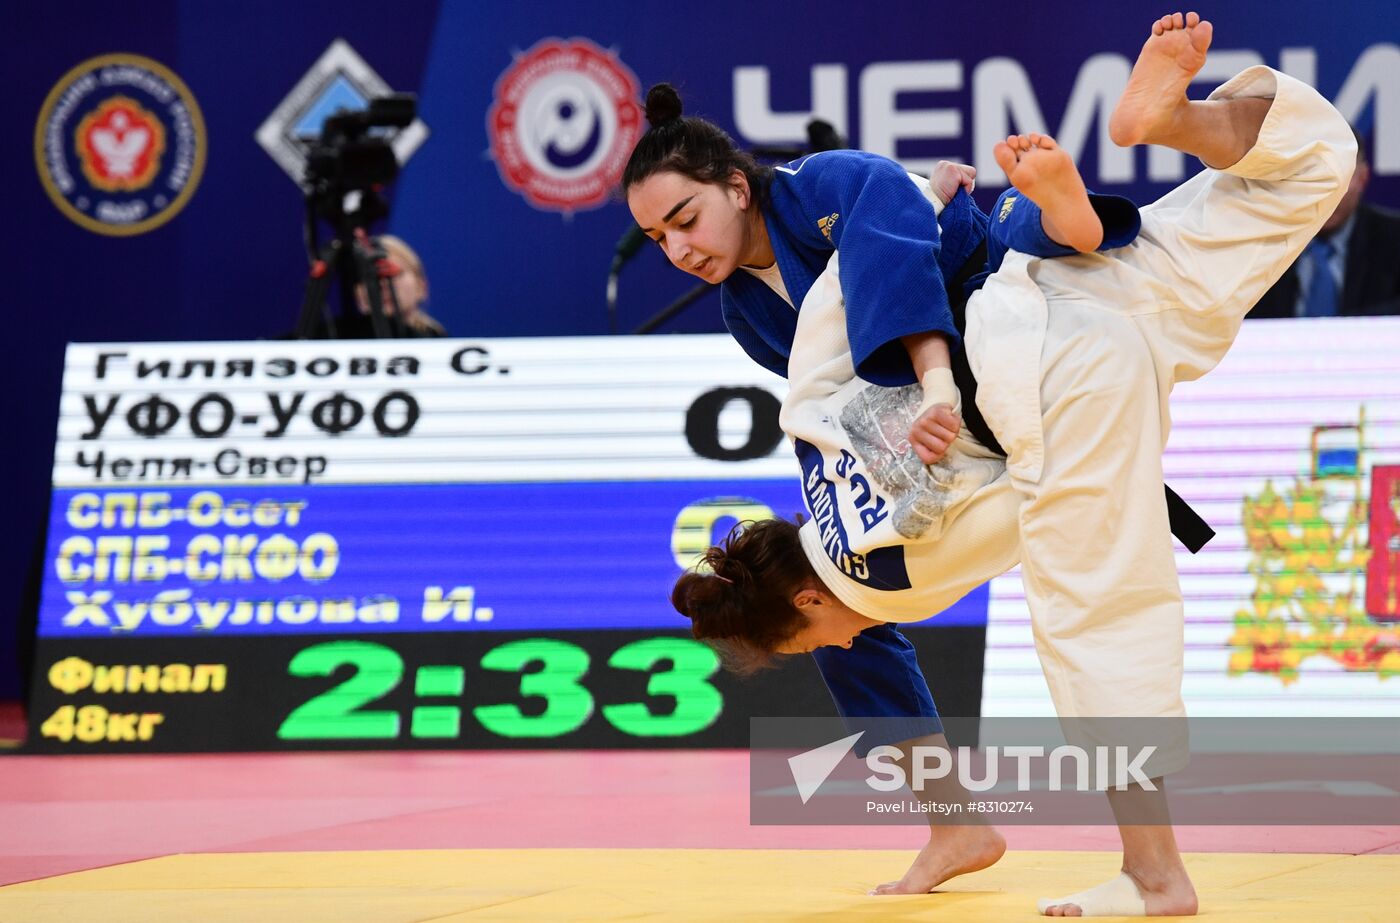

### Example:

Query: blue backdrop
xmin=7 ymin=0 xmax=1398 ymax=697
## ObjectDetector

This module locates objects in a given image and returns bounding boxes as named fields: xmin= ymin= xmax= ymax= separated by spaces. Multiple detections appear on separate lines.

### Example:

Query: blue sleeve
xmin=787 ymin=153 xmax=958 ymax=386
xmin=985 ymin=188 xmax=1142 ymax=274
xmin=934 ymin=190 xmax=990 ymax=282
xmin=720 ymin=288 xmax=789 ymax=378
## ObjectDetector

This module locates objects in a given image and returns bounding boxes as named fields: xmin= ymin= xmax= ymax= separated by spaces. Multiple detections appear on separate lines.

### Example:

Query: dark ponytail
xmin=670 ymin=518 xmax=817 ymax=674
xmin=622 ymin=83 xmax=771 ymax=206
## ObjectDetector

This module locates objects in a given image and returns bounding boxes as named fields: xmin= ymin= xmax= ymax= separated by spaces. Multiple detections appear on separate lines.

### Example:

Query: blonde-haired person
xmin=353 ymin=234 xmax=447 ymax=337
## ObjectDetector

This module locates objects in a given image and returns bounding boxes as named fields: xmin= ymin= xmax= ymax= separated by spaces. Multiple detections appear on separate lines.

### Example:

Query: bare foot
xmin=868 ymin=825 xmax=1006 ymax=895
xmin=993 ymin=134 xmax=1104 ymax=253
xmin=1041 ymin=865 xmax=1199 ymax=917
xmin=1109 ymin=12 xmax=1214 ymax=148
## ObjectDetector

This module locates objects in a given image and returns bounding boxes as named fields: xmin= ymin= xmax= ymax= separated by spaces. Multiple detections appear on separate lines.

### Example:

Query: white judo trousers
xmin=965 ymin=66 xmax=1355 ymax=735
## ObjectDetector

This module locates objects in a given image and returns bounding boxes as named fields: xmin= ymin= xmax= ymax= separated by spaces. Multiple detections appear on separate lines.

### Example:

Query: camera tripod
xmin=293 ymin=215 xmax=402 ymax=339
xmin=290 ymin=94 xmax=416 ymax=339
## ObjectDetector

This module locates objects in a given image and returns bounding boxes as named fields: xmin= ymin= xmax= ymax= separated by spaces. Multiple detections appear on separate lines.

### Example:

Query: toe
xmin=1173 ymin=11 xmax=1185 ymax=28
xmin=870 ymin=879 xmax=920 ymax=896
xmin=993 ymin=141 xmax=1016 ymax=173
xmin=1186 ymin=10 xmax=1200 ymax=26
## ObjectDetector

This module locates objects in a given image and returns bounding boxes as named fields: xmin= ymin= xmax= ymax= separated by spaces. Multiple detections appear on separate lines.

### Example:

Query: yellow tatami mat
xmin=1 ymin=848 xmax=1395 ymax=922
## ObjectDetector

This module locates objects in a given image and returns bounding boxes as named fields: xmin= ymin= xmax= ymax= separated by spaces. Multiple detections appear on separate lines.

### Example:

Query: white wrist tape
xmin=917 ymin=367 xmax=961 ymax=417
xmin=912 ymin=172 xmax=947 ymax=216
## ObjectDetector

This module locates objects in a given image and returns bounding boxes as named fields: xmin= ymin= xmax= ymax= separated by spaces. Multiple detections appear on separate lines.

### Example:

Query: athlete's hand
xmin=909 ymin=404 xmax=962 ymax=465
xmin=929 ymin=161 xmax=977 ymax=206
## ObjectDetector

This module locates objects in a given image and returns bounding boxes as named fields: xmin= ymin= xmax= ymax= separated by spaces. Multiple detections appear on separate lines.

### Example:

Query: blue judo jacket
xmin=718 ymin=149 xmax=1140 ymax=386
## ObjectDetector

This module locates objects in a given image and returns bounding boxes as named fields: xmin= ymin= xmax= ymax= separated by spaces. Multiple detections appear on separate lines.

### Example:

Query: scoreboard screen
xmin=27 ymin=335 xmax=987 ymax=752
xmin=30 ymin=318 xmax=1400 ymax=752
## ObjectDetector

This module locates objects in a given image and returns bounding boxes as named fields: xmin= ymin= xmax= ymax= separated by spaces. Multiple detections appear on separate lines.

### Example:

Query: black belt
xmin=945 ymin=242 xmax=1003 ymax=456
xmin=944 ymin=243 xmax=1216 ymax=554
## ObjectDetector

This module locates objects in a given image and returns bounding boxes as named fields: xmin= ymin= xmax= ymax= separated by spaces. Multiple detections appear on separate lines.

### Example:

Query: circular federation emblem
xmin=488 ymin=38 xmax=643 ymax=214
xmin=34 ymin=53 xmax=207 ymax=236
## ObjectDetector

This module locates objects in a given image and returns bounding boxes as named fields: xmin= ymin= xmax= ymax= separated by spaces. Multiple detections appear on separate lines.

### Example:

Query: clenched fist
xmin=929 ymin=160 xmax=977 ymax=207
xmin=909 ymin=402 xmax=962 ymax=464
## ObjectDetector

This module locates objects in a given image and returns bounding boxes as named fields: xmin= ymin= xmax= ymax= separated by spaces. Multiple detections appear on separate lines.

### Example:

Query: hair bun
xmin=671 ymin=570 xmax=728 ymax=618
xmin=644 ymin=83 xmax=683 ymax=128
xmin=712 ymin=558 xmax=750 ymax=587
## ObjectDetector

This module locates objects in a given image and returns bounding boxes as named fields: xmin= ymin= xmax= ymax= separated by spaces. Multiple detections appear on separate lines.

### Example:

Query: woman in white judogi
xmin=676 ymin=15 xmax=1355 ymax=916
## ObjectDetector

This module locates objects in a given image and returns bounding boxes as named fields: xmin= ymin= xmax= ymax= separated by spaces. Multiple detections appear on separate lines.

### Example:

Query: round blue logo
xmin=35 ymin=53 xmax=207 ymax=236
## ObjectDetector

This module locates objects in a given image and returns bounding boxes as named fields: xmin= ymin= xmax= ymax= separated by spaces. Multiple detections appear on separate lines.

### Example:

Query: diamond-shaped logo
xmin=255 ymin=38 xmax=429 ymax=187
